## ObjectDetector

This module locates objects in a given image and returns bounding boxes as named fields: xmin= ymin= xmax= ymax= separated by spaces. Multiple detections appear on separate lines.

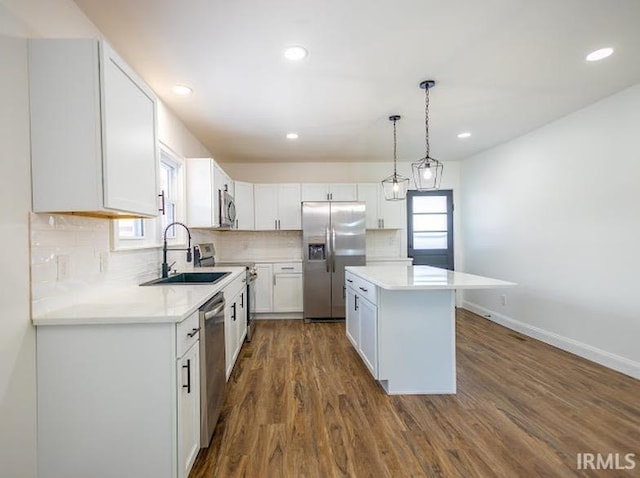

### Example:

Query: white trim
xmin=462 ymin=301 xmax=640 ymax=380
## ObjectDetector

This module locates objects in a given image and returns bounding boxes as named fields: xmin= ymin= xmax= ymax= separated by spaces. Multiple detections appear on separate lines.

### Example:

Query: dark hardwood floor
xmin=190 ymin=310 xmax=640 ymax=477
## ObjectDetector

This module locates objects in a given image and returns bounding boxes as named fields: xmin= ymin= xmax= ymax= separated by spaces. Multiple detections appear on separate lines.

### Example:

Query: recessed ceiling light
xmin=457 ymin=132 xmax=472 ymax=139
xmin=586 ymin=47 xmax=614 ymax=62
xmin=283 ymin=46 xmax=308 ymax=61
xmin=171 ymin=84 xmax=193 ymax=96
xmin=286 ymin=133 xmax=299 ymax=140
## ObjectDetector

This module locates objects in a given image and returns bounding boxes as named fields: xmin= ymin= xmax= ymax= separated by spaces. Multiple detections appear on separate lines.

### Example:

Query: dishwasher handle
xmin=203 ymin=301 xmax=225 ymax=321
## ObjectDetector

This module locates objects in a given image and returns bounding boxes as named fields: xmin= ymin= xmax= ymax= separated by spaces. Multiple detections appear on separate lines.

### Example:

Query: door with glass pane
xmin=407 ymin=190 xmax=454 ymax=270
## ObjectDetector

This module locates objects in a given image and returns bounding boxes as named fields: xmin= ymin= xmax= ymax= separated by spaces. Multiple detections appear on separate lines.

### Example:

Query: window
xmin=407 ymin=190 xmax=454 ymax=270
xmin=111 ymin=144 xmax=184 ymax=250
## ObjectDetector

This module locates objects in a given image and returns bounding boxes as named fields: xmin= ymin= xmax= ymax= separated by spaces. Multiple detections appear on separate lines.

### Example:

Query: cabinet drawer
xmin=345 ymin=272 xmax=377 ymax=305
xmin=177 ymin=310 xmax=200 ymax=357
xmin=273 ymin=262 xmax=302 ymax=273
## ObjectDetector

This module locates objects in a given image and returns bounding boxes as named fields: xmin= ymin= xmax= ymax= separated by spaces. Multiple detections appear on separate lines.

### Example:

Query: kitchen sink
xmin=140 ymin=272 xmax=230 ymax=286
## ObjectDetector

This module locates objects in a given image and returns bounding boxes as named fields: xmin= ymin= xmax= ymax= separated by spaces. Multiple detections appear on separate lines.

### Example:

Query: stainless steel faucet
xmin=161 ymin=222 xmax=192 ymax=278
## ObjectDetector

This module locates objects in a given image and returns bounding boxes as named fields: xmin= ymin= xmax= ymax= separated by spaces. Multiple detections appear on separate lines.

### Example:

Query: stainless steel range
xmin=193 ymin=243 xmax=257 ymax=341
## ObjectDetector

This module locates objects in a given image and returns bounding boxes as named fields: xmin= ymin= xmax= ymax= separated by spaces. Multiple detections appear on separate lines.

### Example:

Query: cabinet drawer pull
xmin=182 ymin=359 xmax=191 ymax=394
xmin=280 ymin=267 xmax=295 ymax=270
xmin=187 ymin=327 xmax=200 ymax=338
xmin=359 ymin=287 xmax=368 ymax=292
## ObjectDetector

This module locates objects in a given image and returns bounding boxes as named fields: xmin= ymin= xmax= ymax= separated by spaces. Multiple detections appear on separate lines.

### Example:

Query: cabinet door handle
xmin=343 ymin=286 xmax=346 ymax=299
xmin=355 ymin=295 xmax=359 ymax=311
xmin=240 ymin=292 xmax=244 ymax=308
xmin=182 ymin=359 xmax=191 ymax=394
xmin=346 ymin=279 xmax=353 ymax=283
xmin=158 ymin=190 xmax=166 ymax=215
xmin=359 ymin=287 xmax=368 ymax=292
xmin=236 ymin=219 xmax=238 ymax=229
xmin=232 ymin=303 xmax=237 ymax=321
xmin=187 ymin=327 xmax=200 ymax=338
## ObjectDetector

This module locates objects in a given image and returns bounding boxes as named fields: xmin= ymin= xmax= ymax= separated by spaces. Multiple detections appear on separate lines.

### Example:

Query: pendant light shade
xmin=382 ymin=115 xmax=409 ymax=201
xmin=412 ymin=80 xmax=443 ymax=190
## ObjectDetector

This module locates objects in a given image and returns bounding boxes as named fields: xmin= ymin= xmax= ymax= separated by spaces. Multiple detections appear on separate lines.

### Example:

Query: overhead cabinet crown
xmin=29 ymin=39 xmax=159 ymax=217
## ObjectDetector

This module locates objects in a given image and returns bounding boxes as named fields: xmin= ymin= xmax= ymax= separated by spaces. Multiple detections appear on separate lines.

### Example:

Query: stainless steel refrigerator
xmin=303 ymin=201 xmax=366 ymax=320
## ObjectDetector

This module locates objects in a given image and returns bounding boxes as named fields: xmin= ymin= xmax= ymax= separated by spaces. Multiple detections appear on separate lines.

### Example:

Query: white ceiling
xmin=73 ymin=0 xmax=640 ymax=164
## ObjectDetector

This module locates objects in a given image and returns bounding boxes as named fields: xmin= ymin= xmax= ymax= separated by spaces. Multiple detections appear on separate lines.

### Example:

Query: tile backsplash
xmin=30 ymin=213 xmax=404 ymax=315
xmin=30 ymin=213 xmax=168 ymax=315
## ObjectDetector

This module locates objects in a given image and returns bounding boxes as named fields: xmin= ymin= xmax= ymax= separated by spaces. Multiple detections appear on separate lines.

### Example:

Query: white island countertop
xmin=32 ymin=266 xmax=245 ymax=326
xmin=346 ymin=265 xmax=516 ymax=290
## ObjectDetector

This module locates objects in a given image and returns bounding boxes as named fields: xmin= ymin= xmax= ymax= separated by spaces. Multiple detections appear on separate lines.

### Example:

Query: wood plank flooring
xmin=190 ymin=310 xmax=640 ymax=477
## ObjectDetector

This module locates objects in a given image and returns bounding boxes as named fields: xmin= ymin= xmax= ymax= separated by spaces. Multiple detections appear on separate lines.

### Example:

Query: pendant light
xmin=381 ymin=115 xmax=409 ymax=201
xmin=411 ymin=80 xmax=443 ymax=190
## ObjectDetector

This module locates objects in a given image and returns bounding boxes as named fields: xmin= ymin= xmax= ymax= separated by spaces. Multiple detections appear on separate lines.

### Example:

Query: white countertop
xmin=346 ymin=265 xmax=516 ymax=290
xmin=32 ymin=267 xmax=245 ymax=326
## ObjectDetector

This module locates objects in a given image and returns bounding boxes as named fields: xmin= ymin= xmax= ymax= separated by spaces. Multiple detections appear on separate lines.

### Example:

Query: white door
xmin=329 ymin=184 xmax=357 ymax=201
xmin=358 ymin=296 xmax=378 ymax=378
xmin=301 ymin=183 xmax=329 ymax=201
xmin=224 ymin=301 xmax=237 ymax=380
xmin=234 ymin=181 xmax=254 ymax=230
xmin=277 ymin=183 xmax=302 ymax=230
xmin=254 ymin=264 xmax=273 ymax=312
xmin=345 ymin=286 xmax=359 ymax=348
xmin=273 ymin=273 xmax=303 ymax=312
xmin=102 ymin=44 xmax=158 ymax=216
xmin=254 ymin=184 xmax=278 ymax=230
xmin=357 ymin=183 xmax=380 ymax=229
xmin=177 ymin=341 xmax=200 ymax=478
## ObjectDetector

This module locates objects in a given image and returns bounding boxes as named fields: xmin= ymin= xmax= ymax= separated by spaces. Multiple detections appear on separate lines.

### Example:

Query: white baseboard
xmin=462 ymin=301 xmax=640 ymax=380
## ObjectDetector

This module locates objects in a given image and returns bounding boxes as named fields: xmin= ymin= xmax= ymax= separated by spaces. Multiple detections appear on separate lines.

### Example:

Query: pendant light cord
xmin=424 ymin=85 xmax=430 ymax=159
xmin=393 ymin=117 xmax=398 ymax=176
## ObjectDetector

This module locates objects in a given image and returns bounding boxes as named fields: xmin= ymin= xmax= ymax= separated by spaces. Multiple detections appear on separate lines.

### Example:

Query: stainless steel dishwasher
xmin=199 ymin=292 xmax=226 ymax=447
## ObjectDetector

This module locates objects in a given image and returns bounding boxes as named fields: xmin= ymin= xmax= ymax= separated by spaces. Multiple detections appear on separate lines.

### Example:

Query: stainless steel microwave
xmin=218 ymin=189 xmax=236 ymax=228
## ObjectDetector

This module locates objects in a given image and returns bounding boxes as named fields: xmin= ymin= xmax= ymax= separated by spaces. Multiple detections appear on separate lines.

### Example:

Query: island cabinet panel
xmin=377 ymin=289 xmax=456 ymax=394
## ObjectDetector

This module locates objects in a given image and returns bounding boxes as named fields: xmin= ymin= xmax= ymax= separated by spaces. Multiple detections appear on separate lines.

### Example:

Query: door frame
xmin=407 ymin=189 xmax=454 ymax=270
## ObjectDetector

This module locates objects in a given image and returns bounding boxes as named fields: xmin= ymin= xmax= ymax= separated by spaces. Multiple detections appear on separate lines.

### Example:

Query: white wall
xmin=0 ymin=7 xmax=36 ymax=478
xmin=460 ymin=84 xmax=640 ymax=378
xmin=0 ymin=2 xmax=214 ymax=476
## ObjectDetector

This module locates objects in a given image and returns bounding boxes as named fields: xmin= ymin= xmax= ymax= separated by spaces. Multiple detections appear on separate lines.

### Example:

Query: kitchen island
xmin=345 ymin=265 xmax=515 ymax=395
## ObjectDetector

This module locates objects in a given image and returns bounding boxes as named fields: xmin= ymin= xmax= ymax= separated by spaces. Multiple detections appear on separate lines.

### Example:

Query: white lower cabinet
xmin=254 ymin=263 xmax=273 ymax=312
xmin=255 ymin=262 xmax=303 ymax=314
xmin=357 ymin=296 xmax=378 ymax=377
xmin=177 ymin=340 xmax=200 ymax=478
xmin=36 ymin=312 xmax=203 ymax=478
xmin=224 ymin=275 xmax=248 ymax=380
xmin=345 ymin=271 xmax=378 ymax=378
xmin=273 ymin=273 xmax=303 ymax=312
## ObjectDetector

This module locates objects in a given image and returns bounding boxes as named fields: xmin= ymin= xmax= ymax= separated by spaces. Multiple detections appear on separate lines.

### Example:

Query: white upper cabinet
xmin=301 ymin=183 xmax=357 ymax=201
xmin=357 ymin=183 xmax=405 ymax=229
xmin=29 ymin=39 xmax=159 ymax=217
xmin=186 ymin=158 xmax=235 ymax=228
xmin=234 ymin=181 xmax=254 ymax=230
xmin=254 ymin=184 xmax=301 ymax=230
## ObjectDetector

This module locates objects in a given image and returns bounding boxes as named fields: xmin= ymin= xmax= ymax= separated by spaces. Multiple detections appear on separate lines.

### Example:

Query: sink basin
xmin=140 ymin=272 xmax=231 ymax=286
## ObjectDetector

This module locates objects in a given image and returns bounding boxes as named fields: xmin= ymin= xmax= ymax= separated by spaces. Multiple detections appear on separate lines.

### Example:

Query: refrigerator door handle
xmin=325 ymin=227 xmax=331 ymax=272
xmin=331 ymin=227 xmax=336 ymax=272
